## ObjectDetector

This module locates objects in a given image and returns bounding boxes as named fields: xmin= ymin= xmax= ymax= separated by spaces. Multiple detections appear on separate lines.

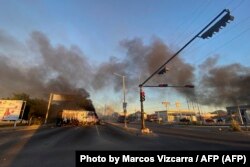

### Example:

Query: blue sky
xmin=0 ymin=0 xmax=250 ymax=114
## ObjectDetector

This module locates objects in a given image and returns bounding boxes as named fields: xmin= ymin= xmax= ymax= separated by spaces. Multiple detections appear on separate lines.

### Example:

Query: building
xmin=128 ymin=111 xmax=147 ymax=121
xmin=226 ymin=105 xmax=250 ymax=124
xmin=155 ymin=109 xmax=197 ymax=123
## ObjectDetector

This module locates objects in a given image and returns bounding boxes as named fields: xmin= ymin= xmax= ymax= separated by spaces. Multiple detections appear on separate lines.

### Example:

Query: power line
xmin=190 ymin=26 xmax=250 ymax=66
xmin=181 ymin=14 xmax=250 ymax=65
xmin=171 ymin=0 xmax=212 ymax=47
xmin=231 ymin=0 xmax=245 ymax=12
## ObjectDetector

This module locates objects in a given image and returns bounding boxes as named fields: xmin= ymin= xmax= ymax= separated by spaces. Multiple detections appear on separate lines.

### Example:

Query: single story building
xmin=155 ymin=109 xmax=197 ymax=123
xmin=226 ymin=105 xmax=250 ymax=124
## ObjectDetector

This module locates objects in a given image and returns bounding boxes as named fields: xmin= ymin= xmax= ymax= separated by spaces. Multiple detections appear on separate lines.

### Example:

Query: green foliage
xmin=28 ymin=98 xmax=47 ymax=118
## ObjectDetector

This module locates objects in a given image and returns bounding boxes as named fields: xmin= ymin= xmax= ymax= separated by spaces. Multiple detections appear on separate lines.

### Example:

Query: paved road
xmin=125 ymin=122 xmax=250 ymax=149
xmin=0 ymin=123 xmax=250 ymax=167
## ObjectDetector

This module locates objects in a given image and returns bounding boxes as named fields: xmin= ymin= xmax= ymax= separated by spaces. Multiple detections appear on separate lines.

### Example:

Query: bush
xmin=230 ymin=119 xmax=241 ymax=131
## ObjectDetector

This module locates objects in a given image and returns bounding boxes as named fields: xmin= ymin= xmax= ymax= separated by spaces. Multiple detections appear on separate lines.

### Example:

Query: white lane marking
xmin=95 ymin=125 xmax=100 ymax=137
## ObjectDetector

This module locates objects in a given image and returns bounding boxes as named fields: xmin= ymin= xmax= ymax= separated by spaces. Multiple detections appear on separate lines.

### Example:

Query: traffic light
xmin=158 ymin=84 xmax=168 ymax=87
xmin=140 ymin=91 xmax=145 ymax=102
xmin=200 ymin=11 xmax=234 ymax=39
xmin=158 ymin=67 xmax=170 ymax=75
xmin=184 ymin=84 xmax=195 ymax=88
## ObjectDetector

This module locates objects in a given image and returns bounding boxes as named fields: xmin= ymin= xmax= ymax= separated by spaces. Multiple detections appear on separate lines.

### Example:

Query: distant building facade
xmin=226 ymin=105 xmax=250 ymax=124
xmin=155 ymin=109 xmax=197 ymax=123
xmin=129 ymin=111 xmax=146 ymax=121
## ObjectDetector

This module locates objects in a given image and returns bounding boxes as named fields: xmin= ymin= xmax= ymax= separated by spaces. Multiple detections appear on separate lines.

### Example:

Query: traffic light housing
xmin=184 ymin=84 xmax=195 ymax=88
xmin=200 ymin=11 xmax=234 ymax=39
xmin=140 ymin=91 xmax=145 ymax=102
xmin=158 ymin=84 xmax=168 ymax=87
xmin=158 ymin=67 xmax=170 ymax=75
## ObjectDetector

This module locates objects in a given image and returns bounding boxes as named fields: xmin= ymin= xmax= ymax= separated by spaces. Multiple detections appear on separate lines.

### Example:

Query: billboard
xmin=0 ymin=100 xmax=26 ymax=121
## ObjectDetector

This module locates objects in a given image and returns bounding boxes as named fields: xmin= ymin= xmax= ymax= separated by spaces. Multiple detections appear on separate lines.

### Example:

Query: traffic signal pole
xmin=139 ymin=9 xmax=233 ymax=132
xmin=140 ymin=86 xmax=146 ymax=129
xmin=139 ymin=9 xmax=228 ymax=87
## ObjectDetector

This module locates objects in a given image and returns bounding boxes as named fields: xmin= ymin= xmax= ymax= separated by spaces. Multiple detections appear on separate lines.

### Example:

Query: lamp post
xmin=114 ymin=73 xmax=127 ymax=128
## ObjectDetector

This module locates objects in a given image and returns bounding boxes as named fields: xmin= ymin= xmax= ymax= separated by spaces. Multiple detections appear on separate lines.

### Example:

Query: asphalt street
xmin=0 ymin=122 xmax=250 ymax=167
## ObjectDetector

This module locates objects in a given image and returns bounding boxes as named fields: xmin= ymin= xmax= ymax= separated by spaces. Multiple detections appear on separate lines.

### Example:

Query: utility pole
xmin=186 ymin=98 xmax=190 ymax=111
xmin=162 ymin=101 xmax=170 ymax=122
xmin=196 ymin=102 xmax=202 ymax=123
xmin=45 ymin=93 xmax=53 ymax=124
xmin=237 ymin=103 xmax=244 ymax=125
xmin=122 ymin=75 xmax=127 ymax=128
xmin=140 ymin=87 xmax=145 ymax=129
xmin=114 ymin=73 xmax=127 ymax=128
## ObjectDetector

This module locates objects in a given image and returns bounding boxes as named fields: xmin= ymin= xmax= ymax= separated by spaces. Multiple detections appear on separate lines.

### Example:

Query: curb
xmin=105 ymin=122 xmax=158 ymax=137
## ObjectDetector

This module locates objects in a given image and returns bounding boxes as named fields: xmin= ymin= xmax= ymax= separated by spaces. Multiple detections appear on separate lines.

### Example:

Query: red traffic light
xmin=140 ymin=91 xmax=145 ymax=101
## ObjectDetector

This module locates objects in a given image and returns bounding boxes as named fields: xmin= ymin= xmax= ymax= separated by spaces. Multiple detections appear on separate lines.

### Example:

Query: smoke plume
xmin=1 ymin=29 xmax=249 ymax=107
xmin=198 ymin=57 xmax=250 ymax=106
xmin=0 ymin=30 xmax=91 ymax=98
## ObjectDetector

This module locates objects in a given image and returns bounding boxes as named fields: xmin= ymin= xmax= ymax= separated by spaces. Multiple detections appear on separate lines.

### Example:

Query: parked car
xmin=180 ymin=118 xmax=190 ymax=123
xmin=217 ymin=118 xmax=224 ymax=122
xmin=205 ymin=118 xmax=215 ymax=123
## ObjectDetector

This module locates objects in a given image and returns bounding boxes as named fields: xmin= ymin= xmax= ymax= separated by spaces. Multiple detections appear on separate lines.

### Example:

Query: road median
xmin=105 ymin=121 xmax=158 ymax=137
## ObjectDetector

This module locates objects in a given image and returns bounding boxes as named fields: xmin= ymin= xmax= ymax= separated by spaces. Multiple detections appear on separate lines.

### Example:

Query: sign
xmin=0 ymin=100 xmax=25 ymax=121
xmin=123 ymin=102 xmax=127 ymax=110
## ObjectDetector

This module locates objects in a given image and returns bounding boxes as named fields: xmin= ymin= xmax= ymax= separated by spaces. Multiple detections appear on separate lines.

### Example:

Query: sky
xmin=0 ymin=0 xmax=250 ymax=115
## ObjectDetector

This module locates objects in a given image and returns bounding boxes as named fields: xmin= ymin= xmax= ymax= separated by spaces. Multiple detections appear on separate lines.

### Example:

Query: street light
xmin=114 ymin=73 xmax=127 ymax=128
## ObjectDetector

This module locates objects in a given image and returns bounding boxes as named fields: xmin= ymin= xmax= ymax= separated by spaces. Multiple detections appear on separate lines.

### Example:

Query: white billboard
xmin=0 ymin=100 xmax=26 ymax=121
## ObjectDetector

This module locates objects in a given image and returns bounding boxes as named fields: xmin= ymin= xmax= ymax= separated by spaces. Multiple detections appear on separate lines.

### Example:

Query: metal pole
xmin=139 ymin=9 xmax=228 ymax=131
xmin=45 ymin=93 xmax=53 ymax=124
xmin=186 ymin=98 xmax=190 ymax=111
xmin=20 ymin=101 xmax=26 ymax=123
xmin=237 ymin=103 xmax=244 ymax=125
xmin=123 ymin=76 xmax=127 ymax=128
xmin=104 ymin=104 xmax=106 ymax=121
xmin=140 ymin=86 xmax=145 ymax=130
xmin=139 ymin=9 xmax=227 ymax=87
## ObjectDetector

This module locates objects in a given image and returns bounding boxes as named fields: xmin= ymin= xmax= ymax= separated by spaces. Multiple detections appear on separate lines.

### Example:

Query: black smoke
xmin=1 ymin=30 xmax=249 ymax=107
xmin=0 ymin=30 xmax=91 ymax=98
xmin=198 ymin=56 xmax=250 ymax=106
